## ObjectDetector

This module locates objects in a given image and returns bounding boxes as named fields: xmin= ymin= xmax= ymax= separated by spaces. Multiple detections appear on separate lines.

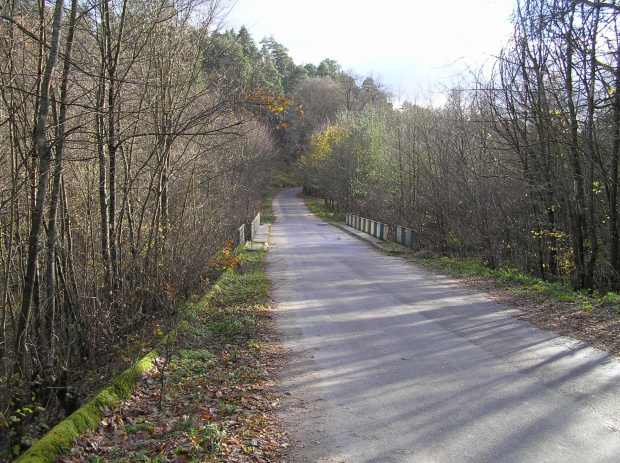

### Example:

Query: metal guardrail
xmin=346 ymin=213 xmax=417 ymax=249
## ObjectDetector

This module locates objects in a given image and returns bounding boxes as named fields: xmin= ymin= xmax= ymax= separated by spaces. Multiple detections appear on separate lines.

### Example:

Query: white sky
xmin=225 ymin=0 xmax=515 ymax=104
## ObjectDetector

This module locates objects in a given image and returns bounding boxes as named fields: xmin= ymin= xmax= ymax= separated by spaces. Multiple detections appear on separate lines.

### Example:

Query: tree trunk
xmin=565 ymin=8 xmax=588 ymax=290
xmin=14 ymin=0 xmax=65 ymax=376
xmin=608 ymin=45 xmax=620 ymax=279
xmin=45 ymin=0 xmax=78 ymax=366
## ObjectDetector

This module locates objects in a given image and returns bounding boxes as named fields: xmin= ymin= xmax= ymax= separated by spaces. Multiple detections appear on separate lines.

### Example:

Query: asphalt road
xmin=267 ymin=188 xmax=620 ymax=463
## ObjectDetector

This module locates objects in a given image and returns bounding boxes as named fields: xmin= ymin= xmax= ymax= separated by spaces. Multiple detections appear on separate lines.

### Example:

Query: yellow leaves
xmin=592 ymin=181 xmax=604 ymax=195
xmin=307 ymin=124 xmax=350 ymax=163
xmin=241 ymin=87 xmax=292 ymax=113
xmin=530 ymin=229 xmax=564 ymax=240
xmin=208 ymin=239 xmax=241 ymax=271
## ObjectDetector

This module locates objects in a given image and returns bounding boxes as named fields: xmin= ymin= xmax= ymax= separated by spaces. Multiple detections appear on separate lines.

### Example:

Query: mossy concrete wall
xmin=15 ymin=334 xmax=175 ymax=463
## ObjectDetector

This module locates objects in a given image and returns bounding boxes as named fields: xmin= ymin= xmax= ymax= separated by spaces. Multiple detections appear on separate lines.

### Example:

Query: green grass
xmin=408 ymin=252 xmax=620 ymax=312
xmin=184 ymin=248 xmax=271 ymax=345
xmin=378 ymin=242 xmax=408 ymax=253
xmin=206 ymin=267 xmax=270 ymax=309
xmin=55 ymin=244 xmax=280 ymax=462
xmin=303 ymin=195 xmax=344 ymax=224
xmin=602 ymin=292 xmax=620 ymax=306
xmin=259 ymin=195 xmax=276 ymax=225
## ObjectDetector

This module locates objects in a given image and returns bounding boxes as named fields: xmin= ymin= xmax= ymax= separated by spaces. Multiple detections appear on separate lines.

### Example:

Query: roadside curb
xmin=15 ymin=334 xmax=175 ymax=463
xmin=16 ymin=244 xmax=270 ymax=462
xmin=336 ymin=223 xmax=384 ymax=251
xmin=15 ymin=263 xmax=236 ymax=462
xmin=335 ymin=223 xmax=409 ymax=255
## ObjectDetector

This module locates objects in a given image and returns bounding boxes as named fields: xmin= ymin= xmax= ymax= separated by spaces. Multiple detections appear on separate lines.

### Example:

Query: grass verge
xmin=56 ymin=247 xmax=287 ymax=462
xmin=408 ymin=252 xmax=620 ymax=313
xmin=302 ymin=195 xmax=344 ymax=224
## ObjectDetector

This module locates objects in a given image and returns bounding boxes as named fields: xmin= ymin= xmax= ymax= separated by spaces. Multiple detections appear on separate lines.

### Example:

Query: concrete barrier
xmin=251 ymin=213 xmax=260 ymax=241
xmin=237 ymin=223 xmax=246 ymax=247
xmin=236 ymin=213 xmax=261 ymax=248
xmin=374 ymin=221 xmax=389 ymax=241
xmin=346 ymin=213 xmax=417 ymax=249
xmin=393 ymin=225 xmax=417 ymax=249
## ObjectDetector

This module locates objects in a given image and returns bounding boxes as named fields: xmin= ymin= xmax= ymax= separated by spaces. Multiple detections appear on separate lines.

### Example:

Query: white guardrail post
xmin=251 ymin=213 xmax=261 ymax=241
xmin=238 ymin=224 xmax=246 ymax=247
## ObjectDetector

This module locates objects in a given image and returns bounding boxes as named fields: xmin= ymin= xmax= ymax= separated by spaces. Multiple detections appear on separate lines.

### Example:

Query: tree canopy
xmin=4 ymin=0 xmax=620 ymax=457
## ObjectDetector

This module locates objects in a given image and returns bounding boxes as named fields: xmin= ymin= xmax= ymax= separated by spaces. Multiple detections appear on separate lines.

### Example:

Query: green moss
xmin=15 ymin=246 xmax=267 ymax=462
xmin=15 ymin=335 xmax=175 ymax=463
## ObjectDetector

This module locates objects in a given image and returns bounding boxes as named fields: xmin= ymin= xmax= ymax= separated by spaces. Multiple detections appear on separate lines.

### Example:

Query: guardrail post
xmin=238 ymin=224 xmax=246 ymax=247
xmin=410 ymin=229 xmax=417 ymax=249
xmin=250 ymin=213 xmax=261 ymax=241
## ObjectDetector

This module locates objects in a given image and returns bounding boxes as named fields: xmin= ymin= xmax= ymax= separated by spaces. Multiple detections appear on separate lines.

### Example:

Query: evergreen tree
xmin=317 ymin=58 xmax=341 ymax=79
xmin=260 ymin=44 xmax=283 ymax=91
xmin=260 ymin=36 xmax=308 ymax=91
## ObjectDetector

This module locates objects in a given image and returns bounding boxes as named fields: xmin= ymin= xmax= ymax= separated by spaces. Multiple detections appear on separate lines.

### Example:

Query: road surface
xmin=267 ymin=188 xmax=620 ymax=463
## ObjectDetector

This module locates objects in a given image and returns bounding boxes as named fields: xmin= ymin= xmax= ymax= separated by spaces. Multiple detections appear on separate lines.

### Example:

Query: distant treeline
xmin=284 ymin=0 xmax=620 ymax=295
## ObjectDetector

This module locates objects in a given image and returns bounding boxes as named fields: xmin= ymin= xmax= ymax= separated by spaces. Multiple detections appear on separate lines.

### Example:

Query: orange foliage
xmin=208 ymin=240 xmax=242 ymax=272
xmin=240 ymin=87 xmax=292 ymax=113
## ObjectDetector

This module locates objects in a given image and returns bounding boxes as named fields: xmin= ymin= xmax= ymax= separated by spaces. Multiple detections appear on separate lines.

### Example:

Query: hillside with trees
xmin=0 ymin=0 xmax=300 ymax=455
xmin=2 ymin=0 xmax=620 ymax=458
xmin=285 ymin=0 xmax=620 ymax=295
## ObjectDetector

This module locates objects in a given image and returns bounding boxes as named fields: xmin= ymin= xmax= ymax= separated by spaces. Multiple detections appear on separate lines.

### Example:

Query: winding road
xmin=267 ymin=188 xmax=620 ymax=463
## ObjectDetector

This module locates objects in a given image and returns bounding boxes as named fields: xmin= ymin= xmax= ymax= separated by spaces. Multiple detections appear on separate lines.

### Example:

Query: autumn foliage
xmin=208 ymin=240 xmax=242 ymax=272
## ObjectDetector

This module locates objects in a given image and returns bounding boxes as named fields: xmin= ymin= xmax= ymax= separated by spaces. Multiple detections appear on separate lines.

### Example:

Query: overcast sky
xmin=225 ymin=0 xmax=516 ymax=104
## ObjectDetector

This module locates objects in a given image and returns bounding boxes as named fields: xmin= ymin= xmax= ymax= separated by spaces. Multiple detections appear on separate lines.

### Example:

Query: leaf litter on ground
xmin=60 ymin=249 xmax=291 ymax=462
xmin=58 ymin=239 xmax=620 ymax=462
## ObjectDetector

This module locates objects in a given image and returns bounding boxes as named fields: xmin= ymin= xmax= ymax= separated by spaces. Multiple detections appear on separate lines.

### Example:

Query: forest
xmin=1 ymin=0 xmax=620 ymax=457
xmin=293 ymin=0 xmax=620 ymax=295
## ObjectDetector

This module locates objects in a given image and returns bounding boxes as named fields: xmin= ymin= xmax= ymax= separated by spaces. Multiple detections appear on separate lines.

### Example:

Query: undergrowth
xmin=302 ymin=195 xmax=344 ymax=224
xmin=58 ymin=246 xmax=288 ymax=462
xmin=260 ymin=194 xmax=276 ymax=225
xmin=409 ymin=252 xmax=620 ymax=314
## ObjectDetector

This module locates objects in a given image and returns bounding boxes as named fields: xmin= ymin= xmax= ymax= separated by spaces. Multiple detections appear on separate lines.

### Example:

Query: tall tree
xmin=14 ymin=0 xmax=65 ymax=375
